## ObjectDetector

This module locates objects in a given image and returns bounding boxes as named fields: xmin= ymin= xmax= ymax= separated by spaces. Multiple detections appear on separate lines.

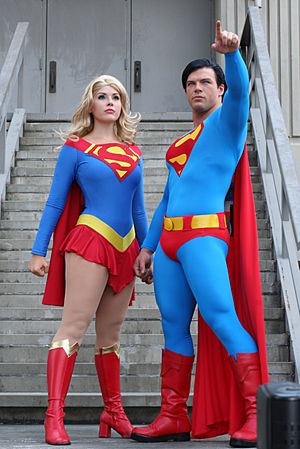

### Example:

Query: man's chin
xmin=192 ymin=105 xmax=207 ymax=115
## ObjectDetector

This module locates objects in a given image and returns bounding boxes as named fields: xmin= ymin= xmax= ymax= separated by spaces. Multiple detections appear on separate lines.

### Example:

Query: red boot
xmin=44 ymin=339 xmax=79 ymax=445
xmin=229 ymin=352 xmax=261 ymax=448
xmin=131 ymin=349 xmax=194 ymax=442
xmin=94 ymin=343 xmax=133 ymax=438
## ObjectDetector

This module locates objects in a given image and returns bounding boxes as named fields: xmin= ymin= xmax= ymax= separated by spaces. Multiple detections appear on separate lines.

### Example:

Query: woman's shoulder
xmin=124 ymin=142 xmax=142 ymax=157
xmin=64 ymin=135 xmax=81 ymax=148
xmin=54 ymin=138 xmax=80 ymax=162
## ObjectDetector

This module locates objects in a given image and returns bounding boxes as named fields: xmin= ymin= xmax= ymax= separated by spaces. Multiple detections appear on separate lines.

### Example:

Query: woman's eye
xmin=98 ymin=94 xmax=105 ymax=100
xmin=113 ymin=95 xmax=120 ymax=101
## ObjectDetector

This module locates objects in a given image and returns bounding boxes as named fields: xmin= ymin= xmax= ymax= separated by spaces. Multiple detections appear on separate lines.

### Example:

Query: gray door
xmin=46 ymin=0 xmax=129 ymax=113
xmin=131 ymin=0 xmax=213 ymax=112
xmin=1 ymin=0 xmax=213 ymax=114
xmin=0 ymin=0 xmax=46 ymax=112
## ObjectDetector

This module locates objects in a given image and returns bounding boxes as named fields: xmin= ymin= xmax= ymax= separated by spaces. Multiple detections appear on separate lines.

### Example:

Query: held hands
xmin=211 ymin=20 xmax=239 ymax=54
xmin=134 ymin=248 xmax=153 ymax=285
xmin=28 ymin=254 xmax=49 ymax=277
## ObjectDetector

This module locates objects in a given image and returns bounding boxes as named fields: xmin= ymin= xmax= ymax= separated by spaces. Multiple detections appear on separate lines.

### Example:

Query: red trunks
xmin=160 ymin=227 xmax=230 ymax=261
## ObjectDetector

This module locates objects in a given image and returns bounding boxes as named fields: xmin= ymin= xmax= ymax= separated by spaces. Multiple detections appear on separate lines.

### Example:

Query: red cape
xmin=192 ymin=148 xmax=269 ymax=438
xmin=42 ymin=182 xmax=84 ymax=306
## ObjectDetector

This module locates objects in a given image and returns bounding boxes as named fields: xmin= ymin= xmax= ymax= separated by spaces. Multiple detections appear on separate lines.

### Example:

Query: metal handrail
xmin=0 ymin=22 xmax=28 ymax=203
xmin=241 ymin=6 xmax=300 ymax=380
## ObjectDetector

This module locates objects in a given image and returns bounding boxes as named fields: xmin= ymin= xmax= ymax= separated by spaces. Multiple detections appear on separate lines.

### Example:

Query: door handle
xmin=49 ymin=61 xmax=56 ymax=93
xmin=134 ymin=61 xmax=141 ymax=92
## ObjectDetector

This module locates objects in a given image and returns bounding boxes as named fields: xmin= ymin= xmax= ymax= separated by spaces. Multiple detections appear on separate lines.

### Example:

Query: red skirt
xmin=59 ymin=224 xmax=139 ymax=302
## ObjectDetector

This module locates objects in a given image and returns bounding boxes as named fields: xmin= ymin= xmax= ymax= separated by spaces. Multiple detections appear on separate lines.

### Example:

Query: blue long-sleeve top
xmin=32 ymin=140 xmax=148 ymax=256
xmin=142 ymin=50 xmax=249 ymax=252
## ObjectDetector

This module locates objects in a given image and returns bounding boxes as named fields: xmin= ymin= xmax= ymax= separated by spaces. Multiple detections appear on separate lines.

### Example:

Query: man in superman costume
xmin=132 ymin=21 xmax=269 ymax=448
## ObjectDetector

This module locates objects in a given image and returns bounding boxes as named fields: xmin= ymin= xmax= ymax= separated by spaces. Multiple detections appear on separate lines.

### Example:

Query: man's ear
xmin=218 ymin=84 xmax=225 ymax=97
xmin=218 ymin=84 xmax=225 ymax=100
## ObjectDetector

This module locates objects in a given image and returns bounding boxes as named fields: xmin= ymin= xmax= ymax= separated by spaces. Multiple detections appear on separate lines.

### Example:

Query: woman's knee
xmin=58 ymin=314 xmax=93 ymax=342
xmin=96 ymin=318 xmax=123 ymax=346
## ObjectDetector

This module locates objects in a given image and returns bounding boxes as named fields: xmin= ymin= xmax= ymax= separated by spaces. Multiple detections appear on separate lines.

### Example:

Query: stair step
xmin=0 ymin=334 xmax=290 ymax=363
xmin=19 ymin=135 xmax=193 ymax=147
xmin=0 ymin=361 xmax=291 ymax=377
xmin=24 ymin=121 xmax=194 ymax=132
xmin=11 ymin=166 xmax=169 ymax=181
xmin=0 ymin=292 xmax=281 ymax=308
xmin=0 ymin=268 xmax=278 ymax=285
xmin=1 ymin=198 xmax=267 ymax=214
xmin=0 ymin=392 xmax=183 ymax=408
xmin=0 ymin=259 xmax=275 ymax=273
xmin=0 ymin=373 xmax=183 ymax=394
xmin=0 ymin=306 xmax=283 ymax=321
xmin=0 ymin=268 xmax=279 ymax=293
xmin=0 ymin=361 xmax=292 ymax=393
xmin=1 ymin=207 xmax=267 ymax=223
xmin=0 ymin=279 xmax=153 ymax=293
xmin=24 ymin=120 xmax=252 ymax=133
xmin=0 ymin=215 xmax=271 ymax=231
xmin=0 ymin=235 xmax=274 ymax=253
xmin=1 ymin=198 xmax=167 ymax=211
xmin=0 ymin=297 xmax=157 ymax=310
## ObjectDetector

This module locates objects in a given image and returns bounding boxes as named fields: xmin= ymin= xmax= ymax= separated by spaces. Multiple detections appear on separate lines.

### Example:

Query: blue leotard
xmin=142 ymin=50 xmax=258 ymax=358
xmin=32 ymin=141 xmax=148 ymax=256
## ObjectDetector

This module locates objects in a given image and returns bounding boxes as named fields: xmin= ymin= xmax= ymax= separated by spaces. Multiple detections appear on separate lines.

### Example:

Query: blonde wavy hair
xmin=67 ymin=75 xmax=140 ymax=144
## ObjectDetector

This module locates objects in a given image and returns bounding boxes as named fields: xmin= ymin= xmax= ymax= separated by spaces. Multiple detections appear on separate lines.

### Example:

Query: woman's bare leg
xmin=95 ymin=280 xmax=134 ymax=347
xmin=53 ymin=252 xmax=109 ymax=345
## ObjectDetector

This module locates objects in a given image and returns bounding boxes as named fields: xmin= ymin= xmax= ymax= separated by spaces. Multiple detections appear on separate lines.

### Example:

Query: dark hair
xmin=181 ymin=58 xmax=227 ymax=92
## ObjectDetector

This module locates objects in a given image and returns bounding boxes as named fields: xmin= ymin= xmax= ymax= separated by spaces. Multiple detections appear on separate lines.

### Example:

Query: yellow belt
xmin=76 ymin=214 xmax=135 ymax=252
xmin=163 ymin=213 xmax=226 ymax=231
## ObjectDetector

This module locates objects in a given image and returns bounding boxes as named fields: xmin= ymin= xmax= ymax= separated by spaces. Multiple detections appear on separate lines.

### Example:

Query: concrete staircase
xmin=0 ymin=120 xmax=294 ymax=423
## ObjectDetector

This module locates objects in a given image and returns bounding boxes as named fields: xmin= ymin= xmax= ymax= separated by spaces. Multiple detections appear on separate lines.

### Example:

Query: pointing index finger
xmin=215 ymin=20 xmax=222 ymax=40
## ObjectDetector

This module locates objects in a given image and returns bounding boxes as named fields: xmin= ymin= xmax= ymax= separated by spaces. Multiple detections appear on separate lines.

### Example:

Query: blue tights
xmin=153 ymin=236 xmax=257 ymax=357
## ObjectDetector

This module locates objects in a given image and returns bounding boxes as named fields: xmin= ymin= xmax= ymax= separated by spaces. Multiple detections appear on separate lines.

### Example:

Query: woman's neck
xmin=85 ymin=122 xmax=119 ymax=143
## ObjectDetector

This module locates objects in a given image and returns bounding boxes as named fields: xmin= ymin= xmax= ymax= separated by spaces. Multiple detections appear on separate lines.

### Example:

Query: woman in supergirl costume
xmin=28 ymin=75 xmax=148 ymax=445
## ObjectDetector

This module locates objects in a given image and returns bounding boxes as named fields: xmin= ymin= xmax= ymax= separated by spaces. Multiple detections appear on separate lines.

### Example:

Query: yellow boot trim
xmin=50 ymin=339 xmax=80 ymax=358
xmin=76 ymin=214 xmax=135 ymax=252
xmin=95 ymin=343 xmax=120 ymax=358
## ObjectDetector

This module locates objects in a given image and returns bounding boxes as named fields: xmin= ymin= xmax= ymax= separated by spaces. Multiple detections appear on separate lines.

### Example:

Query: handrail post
xmin=17 ymin=60 xmax=24 ymax=108
xmin=0 ymin=120 xmax=5 ymax=174
xmin=0 ymin=22 xmax=28 ymax=206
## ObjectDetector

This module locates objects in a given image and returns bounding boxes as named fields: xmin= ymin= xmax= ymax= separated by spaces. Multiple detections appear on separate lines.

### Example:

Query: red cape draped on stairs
xmin=192 ymin=148 xmax=269 ymax=438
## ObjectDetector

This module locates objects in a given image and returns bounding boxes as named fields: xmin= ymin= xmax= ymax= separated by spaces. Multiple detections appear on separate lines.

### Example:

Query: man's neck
xmin=192 ymin=103 xmax=221 ymax=127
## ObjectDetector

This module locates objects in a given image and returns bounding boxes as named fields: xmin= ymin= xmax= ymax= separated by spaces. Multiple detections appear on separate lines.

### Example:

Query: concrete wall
xmin=215 ymin=0 xmax=300 ymax=181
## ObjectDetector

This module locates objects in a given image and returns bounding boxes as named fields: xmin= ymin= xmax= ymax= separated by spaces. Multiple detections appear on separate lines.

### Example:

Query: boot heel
xmin=174 ymin=432 xmax=191 ymax=442
xmin=99 ymin=421 xmax=111 ymax=438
